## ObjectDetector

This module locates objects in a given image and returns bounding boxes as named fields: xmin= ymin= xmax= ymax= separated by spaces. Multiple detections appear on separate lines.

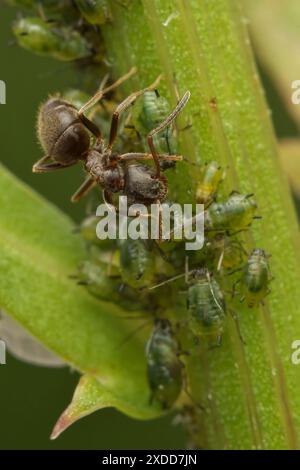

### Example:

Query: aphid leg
xmin=231 ymin=279 xmax=241 ymax=298
xmin=71 ymin=176 xmax=96 ymax=202
xmin=181 ymin=363 xmax=205 ymax=412
xmin=217 ymin=248 xmax=225 ymax=272
xmin=147 ymin=91 xmax=191 ymax=178
xmin=226 ymin=266 xmax=243 ymax=276
xmin=107 ymin=75 xmax=163 ymax=151
xmin=229 ymin=309 xmax=246 ymax=345
xmin=185 ymin=256 xmax=190 ymax=283
xmin=209 ymin=335 xmax=222 ymax=349
xmin=32 ymin=155 xmax=76 ymax=173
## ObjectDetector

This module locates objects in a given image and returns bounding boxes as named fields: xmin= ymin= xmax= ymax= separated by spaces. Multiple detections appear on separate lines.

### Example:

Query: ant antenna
xmin=78 ymin=67 xmax=137 ymax=115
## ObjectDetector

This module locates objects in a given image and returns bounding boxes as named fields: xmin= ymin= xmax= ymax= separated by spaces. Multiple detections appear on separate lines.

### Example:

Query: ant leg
xmin=118 ymin=152 xmax=183 ymax=163
xmin=107 ymin=75 xmax=163 ymax=150
xmin=147 ymin=91 xmax=190 ymax=178
xmin=32 ymin=156 xmax=76 ymax=173
xmin=78 ymin=67 xmax=137 ymax=116
xmin=71 ymin=176 xmax=96 ymax=202
xmin=103 ymin=190 xmax=119 ymax=213
xmin=78 ymin=67 xmax=137 ymax=141
xmin=78 ymin=113 xmax=102 ymax=141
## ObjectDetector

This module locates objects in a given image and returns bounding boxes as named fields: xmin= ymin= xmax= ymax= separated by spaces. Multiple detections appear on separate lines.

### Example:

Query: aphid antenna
xmin=205 ymin=270 xmax=224 ymax=314
xmin=148 ymin=272 xmax=187 ymax=291
xmin=77 ymin=280 xmax=91 ymax=286
xmin=117 ymin=319 xmax=152 ymax=351
xmin=68 ymin=273 xmax=78 ymax=280
xmin=226 ymin=266 xmax=243 ymax=276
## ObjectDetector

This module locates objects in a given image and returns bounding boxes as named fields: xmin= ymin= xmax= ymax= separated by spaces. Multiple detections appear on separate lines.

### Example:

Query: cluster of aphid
xmin=8 ymin=0 xmax=272 ymax=417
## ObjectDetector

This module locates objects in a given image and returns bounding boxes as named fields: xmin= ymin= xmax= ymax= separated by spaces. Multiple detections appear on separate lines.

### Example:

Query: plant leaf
xmin=0 ymin=164 xmax=162 ymax=434
xmin=279 ymin=139 xmax=300 ymax=196
xmin=51 ymin=375 xmax=158 ymax=439
xmin=245 ymin=0 xmax=300 ymax=128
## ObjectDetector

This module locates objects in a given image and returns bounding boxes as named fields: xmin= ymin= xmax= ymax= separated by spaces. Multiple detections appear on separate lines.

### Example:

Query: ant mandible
xmin=33 ymin=68 xmax=190 ymax=210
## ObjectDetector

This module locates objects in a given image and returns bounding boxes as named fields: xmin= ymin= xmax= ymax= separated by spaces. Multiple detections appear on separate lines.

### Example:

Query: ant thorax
xmin=85 ymin=149 xmax=125 ymax=192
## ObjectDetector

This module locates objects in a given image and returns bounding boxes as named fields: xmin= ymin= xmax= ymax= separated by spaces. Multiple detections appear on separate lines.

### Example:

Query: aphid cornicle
xmin=33 ymin=69 xmax=190 ymax=216
xmin=74 ymin=0 xmax=112 ymax=25
xmin=205 ymin=192 xmax=258 ymax=233
xmin=146 ymin=319 xmax=183 ymax=409
xmin=240 ymin=248 xmax=271 ymax=308
xmin=196 ymin=161 xmax=224 ymax=207
xmin=13 ymin=17 xmax=91 ymax=61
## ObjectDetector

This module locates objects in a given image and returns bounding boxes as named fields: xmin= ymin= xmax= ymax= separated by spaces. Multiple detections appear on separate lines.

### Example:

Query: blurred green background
xmin=0 ymin=3 xmax=298 ymax=450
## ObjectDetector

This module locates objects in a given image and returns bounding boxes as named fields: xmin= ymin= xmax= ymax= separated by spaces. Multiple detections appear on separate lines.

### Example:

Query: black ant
xmin=33 ymin=68 xmax=190 ymax=213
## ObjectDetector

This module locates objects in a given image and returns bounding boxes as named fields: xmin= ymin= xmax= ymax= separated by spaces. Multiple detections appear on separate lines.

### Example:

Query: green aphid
xmin=78 ymin=215 xmax=116 ymax=251
xmin=74 ymin=0 xmax=112 ymax=24
xmin=13 ymin=17 xmax=91 ymax=61
xmin=77 ymin=259 xmax=121 ymax=302
xmin=77 ymin=259 xmax=140 ymax=310
xmin=240 ymin=248 xmax=271 ymax=308
xmin=187 ymin=269 xmax=226 ymax=345
xmin=146 ymin=319 xmax=183 ymax=409
xmin=205 ymin=192 xmax=258 ymax=233
xmin=132 ymin=90 xmax=178 ymax=169
xmin=196 ymin=161 xmax=225 ymax=207
xmin=119 ymin=239 xmax=155 ymax=289
xmin=205 ymin=233 xmax=247 ymax=271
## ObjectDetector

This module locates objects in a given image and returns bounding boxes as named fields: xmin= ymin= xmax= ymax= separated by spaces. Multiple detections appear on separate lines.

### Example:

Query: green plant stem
xmin=102 ymin=0 xmax=300 ymax=449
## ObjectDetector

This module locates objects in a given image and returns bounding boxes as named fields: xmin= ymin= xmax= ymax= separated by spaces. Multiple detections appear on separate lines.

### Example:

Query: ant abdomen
xmin=38 ymin=98 xmax=90 ymax=164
